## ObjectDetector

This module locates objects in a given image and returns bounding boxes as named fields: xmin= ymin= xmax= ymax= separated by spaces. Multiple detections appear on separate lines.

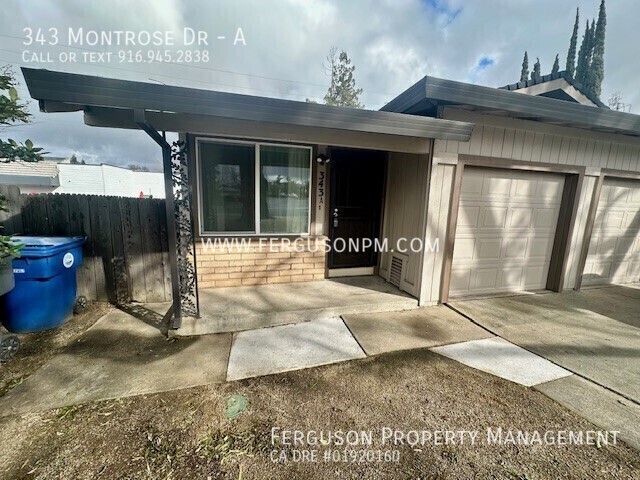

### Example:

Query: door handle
xmin=333 ymin=208 xmax=338 ymax=227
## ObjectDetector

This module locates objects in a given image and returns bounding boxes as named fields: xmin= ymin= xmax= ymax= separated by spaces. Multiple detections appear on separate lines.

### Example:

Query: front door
xmin=328 ymin=149 xmax=386 ymax=269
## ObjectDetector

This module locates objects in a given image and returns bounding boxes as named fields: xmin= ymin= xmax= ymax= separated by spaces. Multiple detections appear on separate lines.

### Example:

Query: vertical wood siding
xmin=380 ymin=152 xmax=430 ymax=297
xmin=439 ymin=110 xmax=640 ymax=172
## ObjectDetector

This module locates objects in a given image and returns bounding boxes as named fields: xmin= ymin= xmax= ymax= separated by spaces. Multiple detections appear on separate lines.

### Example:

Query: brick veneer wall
xmin=195 ymin=237 xmax=327 ymax=288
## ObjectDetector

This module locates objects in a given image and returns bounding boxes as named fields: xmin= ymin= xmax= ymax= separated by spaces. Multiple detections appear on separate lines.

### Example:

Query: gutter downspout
xmin=135 ymin=109 xmax=182 ymax=329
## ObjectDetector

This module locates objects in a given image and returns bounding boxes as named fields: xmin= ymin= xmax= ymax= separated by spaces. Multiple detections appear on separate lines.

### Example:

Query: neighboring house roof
xmin=499 ymin=71 xmax=607 ymax=108
xmin=0 ymin=160 xmax=60 ymax=186
xmin=20 ymin=68 xmax=474 ymax=142
xmin=381 ymin=76 xmax=640 ymax=137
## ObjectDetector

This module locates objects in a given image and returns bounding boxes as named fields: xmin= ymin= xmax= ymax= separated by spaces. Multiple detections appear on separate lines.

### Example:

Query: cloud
xmin=420 ymin=0 xmax=464 ymax=27
xmin=468 ymin=55 xmax=496 ymax=83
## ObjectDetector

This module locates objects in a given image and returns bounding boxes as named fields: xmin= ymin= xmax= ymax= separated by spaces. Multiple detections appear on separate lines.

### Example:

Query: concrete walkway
xmin=0 ymin=306 xmax=231 ymax=416
xmin=2 ymin=286 xmax=638 ymax=450
xmin=176 ymin=276 xmax=418 ymax=336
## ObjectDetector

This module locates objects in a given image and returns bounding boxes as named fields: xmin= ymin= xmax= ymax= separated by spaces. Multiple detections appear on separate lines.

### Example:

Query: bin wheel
xmin=0 ymin=334 xmax=20 ymax=362
xmin=73 ymin=296 xmax=88 ymax=314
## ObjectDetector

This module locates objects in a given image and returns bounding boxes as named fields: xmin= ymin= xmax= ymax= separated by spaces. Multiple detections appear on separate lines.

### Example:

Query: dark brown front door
xmin=328 ymin=149 xmax=386 ymax=269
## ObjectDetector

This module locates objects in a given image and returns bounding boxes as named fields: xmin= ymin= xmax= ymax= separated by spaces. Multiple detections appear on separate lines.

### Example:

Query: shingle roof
xmin=499 ymin=71 xmax=608 ymax=109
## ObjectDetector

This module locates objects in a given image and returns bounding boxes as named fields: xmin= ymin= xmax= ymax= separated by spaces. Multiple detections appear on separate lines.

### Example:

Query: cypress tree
xmin=589 ymin=0 xmax=606 ymax=97
xmin=520 ymin=51 xmax=529 ymax=82
xmin=552 ymin=54 xmax=560 ymax=74
xmin=531 ymin=58 xmax=541 ymax=82
xmin=566 ymin=8 xmax=579 ymax=77
xmin=575 ymin=20 xmax=592 ymax=85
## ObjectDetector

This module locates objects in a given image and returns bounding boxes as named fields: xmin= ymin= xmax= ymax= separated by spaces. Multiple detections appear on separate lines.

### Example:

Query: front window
xmin=199 ymin=140 xmax=311 ymax=235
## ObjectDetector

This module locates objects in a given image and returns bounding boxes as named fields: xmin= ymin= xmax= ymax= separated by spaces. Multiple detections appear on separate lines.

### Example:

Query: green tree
xmin=589 ymin=0 xmax=606 ymax=97
xmin=552 ymin=54 xmax=560 ymax=74
xmin=531 ymin=58 xmax=541 ymax=82
xmin=323 ymin=47 xmax=364 ymax=108
xmin=0 ymin=67 xmax=44 ymax=163
xmin=129 ymin=164 xmax=150 ymax=172
xmin=519 ymin=51 xmax=529 ymax=82
xmin=566 ymin=8 xmax=579 ymax=77
xmin=575 ymin=19 xmax=594 ymax=86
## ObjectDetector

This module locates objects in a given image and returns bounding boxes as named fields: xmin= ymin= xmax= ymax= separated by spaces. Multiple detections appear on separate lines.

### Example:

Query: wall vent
xmin=388 ymin=254 xmax=405 ymax=288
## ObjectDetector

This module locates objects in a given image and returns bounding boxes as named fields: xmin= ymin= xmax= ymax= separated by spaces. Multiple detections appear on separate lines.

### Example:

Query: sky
xmin=0 ymin=0 xmax=637 ymax=172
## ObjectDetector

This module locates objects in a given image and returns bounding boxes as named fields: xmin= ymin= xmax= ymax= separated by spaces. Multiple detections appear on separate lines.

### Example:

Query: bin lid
xmin=12 ymin=236 xmax=86 ymax=258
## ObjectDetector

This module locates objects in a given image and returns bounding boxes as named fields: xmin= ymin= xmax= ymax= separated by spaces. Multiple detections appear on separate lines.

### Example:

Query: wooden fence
xmin=0 ymin=185 xmax=171 ymax=304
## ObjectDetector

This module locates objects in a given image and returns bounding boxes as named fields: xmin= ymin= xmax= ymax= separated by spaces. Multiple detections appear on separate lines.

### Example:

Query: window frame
xmin=196 ymin=137 xmax=313 ymax=236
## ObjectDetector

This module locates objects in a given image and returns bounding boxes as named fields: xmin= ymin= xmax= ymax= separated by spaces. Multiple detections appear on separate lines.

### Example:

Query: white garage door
xmin=450 ymin=167 xmax=564 ymax=297
xmin=582 ymin=178 xmax=640 ymax=286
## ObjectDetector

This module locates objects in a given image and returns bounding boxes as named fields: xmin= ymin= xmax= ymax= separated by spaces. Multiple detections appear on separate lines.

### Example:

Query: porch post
xmin=135 ymin=110 xmax=182 ymax=328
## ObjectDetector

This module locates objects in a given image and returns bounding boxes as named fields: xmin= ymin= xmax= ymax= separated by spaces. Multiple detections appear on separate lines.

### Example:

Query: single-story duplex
xmin=21 ymin=68 xmax=640 ymax=329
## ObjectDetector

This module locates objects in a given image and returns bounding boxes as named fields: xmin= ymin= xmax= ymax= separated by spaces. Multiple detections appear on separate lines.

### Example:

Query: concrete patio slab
xmin=343 ymin=305 xmax=493 ymax=356
xmin=430 ymin=337 xmax=573 ymax=387
xmin=449 ymin=285 xmax=640 ymax=402
xmin=175 ymin=276 xmax=418 ymax=336
xmin=0 ymin=306 xmax=231 ymax=416
xmin=227 ymin=317 xmax=366 ymax=381
xmin=536 ymin=375 xmax=640 ymax=451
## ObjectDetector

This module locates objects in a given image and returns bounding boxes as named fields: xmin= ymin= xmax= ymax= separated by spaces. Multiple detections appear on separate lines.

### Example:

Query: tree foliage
xmin=531 ymin=58 xmax=541 ymax=82
xmin=589 ymin=0 xmax=606 ymax=97
xmin=566 ymin=8 xmax=580 ymax=77
xmin=0 ymin=67 xmax=44 ymax=163
xmin=552 ymin=54 xmax=560 ymax=74
xmin=129 ymin=164 xmax=150 ymax=172
xmin=520 ymin=51 xmax=529 ymax=82
xmin=575 ymin=19 xmax=594 ymax=86
xmin=0 ymin=194 xmax=23 ymax=263
xmin=323 ymin=47 xmax=364 ymax=108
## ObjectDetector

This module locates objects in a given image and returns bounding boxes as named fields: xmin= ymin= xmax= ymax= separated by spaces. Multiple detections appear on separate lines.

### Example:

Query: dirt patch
xmin=0 ymin=302 xmax=112 ymax=397
xmin=0 ymin=348 xmax=637 ymax=479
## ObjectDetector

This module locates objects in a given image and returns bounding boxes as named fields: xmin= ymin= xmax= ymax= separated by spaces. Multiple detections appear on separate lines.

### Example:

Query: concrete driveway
xmin=449 ymin=284 xmax=640 ymax=449
xmin=449 ymin=284 xmax=640 ymax=402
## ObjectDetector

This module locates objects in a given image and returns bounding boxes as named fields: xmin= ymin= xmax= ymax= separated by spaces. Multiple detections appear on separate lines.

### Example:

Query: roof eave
xmin=382 ymin=75 xmax=640 ymax=137
xmin=22 ymin=68 xmax=474 ymax=143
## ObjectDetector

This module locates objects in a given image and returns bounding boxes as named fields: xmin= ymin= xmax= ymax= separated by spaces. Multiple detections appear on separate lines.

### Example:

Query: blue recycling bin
xmin=0 ymin=236 xmax=86 ymax=333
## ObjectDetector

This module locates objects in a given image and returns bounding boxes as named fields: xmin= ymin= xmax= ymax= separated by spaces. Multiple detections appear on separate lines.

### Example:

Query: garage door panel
xmin=450 ymin=167 xmax=564 ymax=297
xmin=523 ymin=265 xmax=547 ymax=287
xmin=504 ymin=237 xmax=528 ymax=258
xmin=508 ymin=208 xmax=533 ymax=228
xmin=474 ymin=268 xmax=499 ymax=289
xmin=529 ymin=236 xmax=555 ymax=259
xmin=583 ymin=178 xmax=640 ymax=286
xmin=457 ymin=204 xmax=480 ymax=227
xmin=481 ymin=207 xmax=507 ymax=229
xmin=513 ymin=178 xmax=537 ymax=198
xmin=483 ymin=177 xmax=511 ymax=196
xmin=478 ymin=238 xmax=502 ymax=259
xmin=533 ymin=208 xmax=559 ymax=228
xmin=500 ymin=267 xmax=524 ymax=287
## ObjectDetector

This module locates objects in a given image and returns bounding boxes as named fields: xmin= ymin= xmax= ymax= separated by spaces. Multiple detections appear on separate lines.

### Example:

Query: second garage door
xmin=450 ymin=167 xmax=564 ymax=297
xmin=582 ymin=177 xmax=640 ymax=286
